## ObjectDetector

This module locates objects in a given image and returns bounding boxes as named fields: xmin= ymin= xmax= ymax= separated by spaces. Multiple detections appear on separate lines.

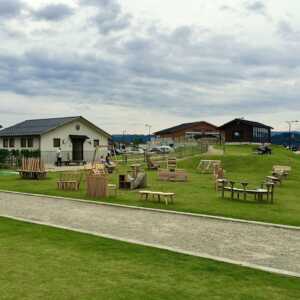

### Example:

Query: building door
xmin=72 ymin=139 xmax=84 ymax=161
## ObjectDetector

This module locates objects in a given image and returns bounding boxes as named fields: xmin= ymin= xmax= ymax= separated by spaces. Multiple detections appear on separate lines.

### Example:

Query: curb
xmin=1 ymin=214 xmax=299 ymax=279
xmin=0 ymin=189 xmax=299 ymax=231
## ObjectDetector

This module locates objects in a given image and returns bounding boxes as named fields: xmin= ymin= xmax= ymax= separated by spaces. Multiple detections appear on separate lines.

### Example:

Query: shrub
xmin=0 ymin=149 xmax=10 ymax=163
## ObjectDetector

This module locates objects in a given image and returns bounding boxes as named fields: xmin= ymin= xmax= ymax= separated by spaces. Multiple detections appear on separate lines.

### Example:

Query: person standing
xmin=56 ymin=147 xmax=62 ymax=166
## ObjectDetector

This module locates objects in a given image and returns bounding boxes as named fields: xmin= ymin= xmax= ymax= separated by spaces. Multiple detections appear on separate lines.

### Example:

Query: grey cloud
xmin=244 ymin=0 xmax=266 ymax=16
xmin=277 ymin=21 xmax=300 ymax=43
xmin=1 ymin=9 xmax=300 ymax=120
xmin=81 ymin=0 xmax=131 ymax=34
xmin=0 ymin=0 xmax=24 ymax=19
xmin=32 ymin=4 xmax=74 ymax=21
xmin=80 ymin=0 xmax=113 ymax=7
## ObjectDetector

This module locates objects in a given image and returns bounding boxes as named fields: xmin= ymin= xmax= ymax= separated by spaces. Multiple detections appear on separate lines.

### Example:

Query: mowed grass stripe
xmin=1 ymin=217 xmax=299 ymax=300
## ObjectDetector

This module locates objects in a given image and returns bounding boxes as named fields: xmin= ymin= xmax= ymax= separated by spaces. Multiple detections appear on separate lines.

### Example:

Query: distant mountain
xmin=112 ymin=134 xmax=153 ymax=144
xmin=271 ymin=131 xmax=300 ymax=147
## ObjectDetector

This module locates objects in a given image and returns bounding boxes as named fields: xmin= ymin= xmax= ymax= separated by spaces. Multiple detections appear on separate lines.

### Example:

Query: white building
xmin=0 ymin=116 xmax=111 ymax=165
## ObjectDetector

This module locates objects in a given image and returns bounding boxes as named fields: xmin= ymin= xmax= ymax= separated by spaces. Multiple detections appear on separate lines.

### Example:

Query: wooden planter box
xmin=86 ymin=175 xmax=108 ymax=198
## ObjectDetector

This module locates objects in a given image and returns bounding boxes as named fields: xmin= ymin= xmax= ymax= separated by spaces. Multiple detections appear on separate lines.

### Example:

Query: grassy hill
xmin=0 ymin=145 xmax=299 ymax=226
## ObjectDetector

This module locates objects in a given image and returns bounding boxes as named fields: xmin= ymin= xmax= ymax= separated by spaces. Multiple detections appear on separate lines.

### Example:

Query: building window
xmin=94 ymin=139 xmax=100 ymax=147
xmin=3 ymin=138 xmax=8 ymax=148
xmin=27 ymin=137 xmax=34 ymax=148
xmin=233 ymin=131 xmax=242 ymax=140
xmin=21 ymin=138 xmax=27 ymax=148
xmin=53 ymin=138 xmax=61 ymax=148
xmin=9 ymin=138 xmax=15 ymax=148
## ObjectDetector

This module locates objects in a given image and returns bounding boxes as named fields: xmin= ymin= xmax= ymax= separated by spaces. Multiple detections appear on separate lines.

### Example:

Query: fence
xmin=0 ymin=149 xmax=41 ymax=169
xmin=115 ymin=143 xmax=209 ymax=165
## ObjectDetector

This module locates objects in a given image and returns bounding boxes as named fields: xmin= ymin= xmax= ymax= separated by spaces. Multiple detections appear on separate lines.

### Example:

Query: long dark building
xmin=154 ymin=121 xmax=220 ymax=143
xmin=219 ymin=119 xmax=273 ymax=143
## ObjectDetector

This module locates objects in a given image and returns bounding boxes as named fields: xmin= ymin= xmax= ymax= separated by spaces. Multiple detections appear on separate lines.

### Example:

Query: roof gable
xmin=154 ymin=121 xmax=218 ymax=135
xmin=219 ymin=119 xmax=273 ymax=130
xmin=0 ymin=116 xmax=111 ymax=138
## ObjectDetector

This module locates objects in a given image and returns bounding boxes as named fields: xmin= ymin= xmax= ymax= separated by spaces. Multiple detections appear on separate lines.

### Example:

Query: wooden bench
xmin=272 ymin=166 xmax=291 ymax=178
xmin=198 ymin=160 xmax=221 ymax=174
xmin=19 ymin=170 xmax=47 ymax=180
xmin=158 ymin=169 xmax=188 ymax=182
xmin=18 ymin=158 xmax=47 ymax=180
xmin=139 ymin=190 xmax=175 ymax=205
xmin=57 ymin=172 xmax=82 ymax=191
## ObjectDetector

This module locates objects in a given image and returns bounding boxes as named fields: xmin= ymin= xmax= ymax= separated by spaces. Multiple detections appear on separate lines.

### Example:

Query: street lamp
xmin=145 ymin=124 xmax=152 ymax=143
xmin=286 ymin=120 xmax=299 ymax=150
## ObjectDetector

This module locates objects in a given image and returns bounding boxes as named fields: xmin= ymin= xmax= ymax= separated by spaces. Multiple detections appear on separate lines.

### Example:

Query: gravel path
xmin=0 ymin=191 xmax=299 ymax=277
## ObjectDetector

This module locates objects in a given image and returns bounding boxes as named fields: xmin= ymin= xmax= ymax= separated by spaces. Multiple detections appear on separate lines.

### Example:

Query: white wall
xmin=40 ymin=119 xmax=109 ymax=164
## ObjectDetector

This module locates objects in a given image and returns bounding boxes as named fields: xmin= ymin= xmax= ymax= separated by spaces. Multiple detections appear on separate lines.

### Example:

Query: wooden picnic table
xmin=221 ymin=181 xmax=275 ymax=203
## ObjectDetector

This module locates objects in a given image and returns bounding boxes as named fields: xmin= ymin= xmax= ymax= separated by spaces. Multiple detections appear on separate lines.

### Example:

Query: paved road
xmin=0 ymin=191 xmax=299 ymax=277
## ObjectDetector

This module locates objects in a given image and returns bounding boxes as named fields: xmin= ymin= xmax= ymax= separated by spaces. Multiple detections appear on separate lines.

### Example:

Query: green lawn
xmin=0 ymin=145 xmax=300 ymax=226
xmin=1 ymin=217 xmax=299 ymax=300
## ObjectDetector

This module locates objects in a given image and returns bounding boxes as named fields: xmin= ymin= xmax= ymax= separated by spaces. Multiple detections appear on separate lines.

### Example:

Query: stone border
xmin=1 ymin=214 xmax=299 ymax=278
xmin=0 ymin=189 xmax=299 ymax=231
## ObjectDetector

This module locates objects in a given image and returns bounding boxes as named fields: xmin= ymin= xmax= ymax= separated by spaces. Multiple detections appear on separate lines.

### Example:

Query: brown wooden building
xmin=154 ymin=121 xmax=220 ymax=143
xmin=219 ymin=119 xmax=273 ymax=144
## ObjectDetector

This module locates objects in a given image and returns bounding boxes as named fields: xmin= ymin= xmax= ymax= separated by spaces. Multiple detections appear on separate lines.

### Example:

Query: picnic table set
xmin=217 ymin=165 xmax=291 ymax=204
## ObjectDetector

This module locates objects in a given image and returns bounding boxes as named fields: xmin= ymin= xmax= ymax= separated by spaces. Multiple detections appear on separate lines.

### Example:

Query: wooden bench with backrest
xmin=158 ymin=169 xmax=188 ymax=182
xmin=167 ymin=158 xmax=177 ymax=171
xmin=18 ymin=158 xmax=47 ymax=179
xmin=139 ymin=190 xmax=175 ymax=205
xmin=198 ymin=160 xmax=221 ymax=174
xmin=57 ymin=172 xmax=83 ymax=191
xmin=272 ymin=165 xmax=291 ymax=178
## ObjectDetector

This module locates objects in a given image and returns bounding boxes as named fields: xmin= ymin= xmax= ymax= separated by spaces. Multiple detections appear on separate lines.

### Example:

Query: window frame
xmin=21 ymin=137 xmax=27 ymax=148
xmin=3 ymin=138 xmax=8 ymax=148
xmin=53 ymin=138 xmax=61 ymax=148
xmin=27 ymin=137 xmax=34 ymax=148
xmin=9 ymin=138 xmax=15 ymax=148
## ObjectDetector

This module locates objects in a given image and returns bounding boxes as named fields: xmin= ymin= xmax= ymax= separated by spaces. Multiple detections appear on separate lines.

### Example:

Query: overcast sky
xmin=1 ymin=0 xmax=300 ymax=134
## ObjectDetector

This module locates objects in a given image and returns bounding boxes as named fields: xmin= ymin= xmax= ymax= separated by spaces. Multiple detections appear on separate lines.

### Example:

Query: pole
xmin=288 ymin=123 xmax=292 ymax=150
xmin=286 ymin=121 xmax=299 ymax=150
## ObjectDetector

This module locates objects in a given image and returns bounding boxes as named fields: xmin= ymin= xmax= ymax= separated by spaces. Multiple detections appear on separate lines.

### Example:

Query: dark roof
xmin=154 ymin=121 xmax=218 ymax=136
xmin=219 ymin=118 xmax=273 ymax=130
xmin=0 ymin=116 xmax=111 ymax=138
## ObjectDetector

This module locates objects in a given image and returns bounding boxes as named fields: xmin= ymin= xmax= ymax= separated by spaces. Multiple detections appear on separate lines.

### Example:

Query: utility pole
xmin=286 ymin=120 xmax=299 ymax=150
